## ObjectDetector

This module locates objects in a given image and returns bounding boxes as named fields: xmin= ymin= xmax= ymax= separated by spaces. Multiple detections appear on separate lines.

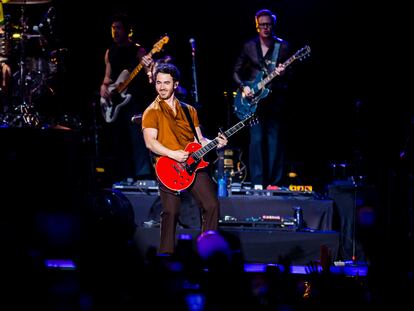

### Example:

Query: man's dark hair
xmin=154 ymin=63 xmax=180 ymax=82
xmin=112 ymin=13 xmax=132 ymax=32
xmin=255 ymin=9 xmax=277 ymax=27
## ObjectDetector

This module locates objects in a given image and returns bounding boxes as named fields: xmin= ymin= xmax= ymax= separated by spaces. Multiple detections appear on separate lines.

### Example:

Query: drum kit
xmin=0 ymin=0 xmax=67 ymax=128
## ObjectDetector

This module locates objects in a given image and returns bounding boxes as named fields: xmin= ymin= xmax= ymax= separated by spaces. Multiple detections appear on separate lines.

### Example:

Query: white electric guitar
xmin=100 ymin=36 xmax=169 ymax=123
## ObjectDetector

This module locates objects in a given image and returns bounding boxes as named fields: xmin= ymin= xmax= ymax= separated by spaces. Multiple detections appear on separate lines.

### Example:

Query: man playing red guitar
xmin=142 ymin=63 xmax=228 ymax=254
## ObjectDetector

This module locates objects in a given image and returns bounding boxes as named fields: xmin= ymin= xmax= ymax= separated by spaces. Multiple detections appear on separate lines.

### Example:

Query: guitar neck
xmin=192 ymin=119 xmax=249 ymax=161
xmin=118 ymin=64 xmax=144 ymax=92
xmin=257 ymin=55 xmax=297 ymax=91
xmin=117 ymin=49 xmax=157 ymax=93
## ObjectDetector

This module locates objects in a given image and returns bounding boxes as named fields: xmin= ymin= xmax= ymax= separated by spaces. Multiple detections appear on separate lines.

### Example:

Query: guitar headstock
xmin=152 ymin=35 xmax=170 ymax=53
xmin=293 ymin=45 xmax=311 ymax=61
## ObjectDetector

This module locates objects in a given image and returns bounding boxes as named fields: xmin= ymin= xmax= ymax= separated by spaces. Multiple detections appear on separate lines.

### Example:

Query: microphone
xmin=189 ymin=38 xmax=195 ymax=55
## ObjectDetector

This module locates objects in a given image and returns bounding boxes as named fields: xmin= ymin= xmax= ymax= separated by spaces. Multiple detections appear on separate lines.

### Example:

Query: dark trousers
xmin=249 ymin=117 xmax=284 ymax=186
xmin=158 ymin=171 xmax=219 ymax=254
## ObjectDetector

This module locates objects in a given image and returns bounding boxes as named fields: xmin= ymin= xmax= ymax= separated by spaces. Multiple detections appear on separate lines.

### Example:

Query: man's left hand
xmin=217 ymin=133 xmax=228 ymax=149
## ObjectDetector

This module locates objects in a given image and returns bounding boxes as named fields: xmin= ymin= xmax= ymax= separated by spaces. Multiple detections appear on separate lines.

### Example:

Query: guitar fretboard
xmin=257 ymin=56 xmax=296 ymax=91
xmin=256 ymin=45 xmax=310 ymax=92
xmin=117 ymin=51 xmax=152 ymax=93
xmin=116 ymin=36 xmax=169 ymax=93
xmin=192 ymin=118 xmax=250 ymax=162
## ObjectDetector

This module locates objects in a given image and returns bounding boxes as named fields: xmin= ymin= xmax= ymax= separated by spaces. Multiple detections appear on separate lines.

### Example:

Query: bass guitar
xmin=100 ymin=35 xmax=169 ymax=123
xmin=155 ymin=114 xmax=257 ymax=192
xmin=233 ymin=45 xmax=311 ymax=120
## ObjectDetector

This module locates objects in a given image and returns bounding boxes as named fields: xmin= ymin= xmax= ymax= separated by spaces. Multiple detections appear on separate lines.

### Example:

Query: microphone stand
xmin=189 ymin=38 xmax=200 ymax=110
xmin=351 ymin=175 xmax=358 ymax=262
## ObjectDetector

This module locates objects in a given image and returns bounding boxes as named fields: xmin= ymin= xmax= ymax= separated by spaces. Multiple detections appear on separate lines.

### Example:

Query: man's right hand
xmin=142 ymin=55 xmax=153 ymax=68
xmin=242 ymin=85 xmax=254 ymax=98
xmin=100 ymin=83 xmax=110 ymax=98
xmin=169 ymin=150 xmax=189 ymax=163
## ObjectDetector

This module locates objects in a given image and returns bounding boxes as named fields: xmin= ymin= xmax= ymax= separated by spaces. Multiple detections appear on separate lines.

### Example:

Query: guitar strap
xmin=267 ymin=40 xmax=281 ymax=71
xmin=180 ymin=102 xmax=200 ymax=144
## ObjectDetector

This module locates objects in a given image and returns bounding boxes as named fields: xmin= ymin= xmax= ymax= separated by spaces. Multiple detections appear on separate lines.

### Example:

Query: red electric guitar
xmin=155 ymin=114 xmax=256 ymax=191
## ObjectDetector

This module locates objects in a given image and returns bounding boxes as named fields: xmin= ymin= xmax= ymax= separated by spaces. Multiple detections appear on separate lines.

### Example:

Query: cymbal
xmin=3 ymin=0 xmax=51 ymax=5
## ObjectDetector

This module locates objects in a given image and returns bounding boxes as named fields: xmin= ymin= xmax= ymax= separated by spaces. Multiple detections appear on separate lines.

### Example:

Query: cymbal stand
xmin=13 ymin=4 xmax=40 ymax=127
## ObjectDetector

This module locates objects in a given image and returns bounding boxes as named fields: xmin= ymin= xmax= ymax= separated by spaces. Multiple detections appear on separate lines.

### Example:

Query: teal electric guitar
xmin=233 ymin=45 xmax=311 ymax=120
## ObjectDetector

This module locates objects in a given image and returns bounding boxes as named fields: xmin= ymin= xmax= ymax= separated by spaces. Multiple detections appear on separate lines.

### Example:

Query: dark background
xmin=1 ymin=0 xmax=413 ymax=279
xmin=3 ymin=0 xmax=411 ymax=189
xmin=1 ymin=4 xmax=413 ymax=305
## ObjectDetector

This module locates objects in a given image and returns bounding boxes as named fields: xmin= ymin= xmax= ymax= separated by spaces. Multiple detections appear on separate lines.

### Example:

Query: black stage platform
xmin=133 ymin=227 xmax=339 ymax=265
xmin=123 ymin=191 xmax=335 ymax=230
xmin=123 ymin=191 xmax=340 ymax=264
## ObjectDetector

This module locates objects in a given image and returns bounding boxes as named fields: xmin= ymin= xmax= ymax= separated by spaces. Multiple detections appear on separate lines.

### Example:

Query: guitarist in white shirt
xmin=99 ymin=13 xmax=153 ymax=184
xmin=232 ymin=9 xmax=291 ymax=189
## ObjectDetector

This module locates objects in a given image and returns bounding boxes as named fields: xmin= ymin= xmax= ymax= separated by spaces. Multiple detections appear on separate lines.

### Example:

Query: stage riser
xmin=133 ymin=227 xmax=339 ymax=265
xmin=123 ymin=192 xmax=335 ymax=231
xmin=125 ymin=191 xmax=339 ymax=264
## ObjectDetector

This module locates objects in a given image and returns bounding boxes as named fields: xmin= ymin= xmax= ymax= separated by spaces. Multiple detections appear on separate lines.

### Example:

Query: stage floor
xmin=123 ymin=191 xmax=335 ymax=231
xmin=122 ymin=190 xmax=340 ymax=264
xmin=133 ymin=227 xmax=340 ymax=265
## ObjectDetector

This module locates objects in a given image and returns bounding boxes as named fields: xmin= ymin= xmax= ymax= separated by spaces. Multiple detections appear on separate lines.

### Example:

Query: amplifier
xmin=113 ymin=180 xmax=159 ymax=191
xmin=134 ymin=180 xmax=158 ymax=188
